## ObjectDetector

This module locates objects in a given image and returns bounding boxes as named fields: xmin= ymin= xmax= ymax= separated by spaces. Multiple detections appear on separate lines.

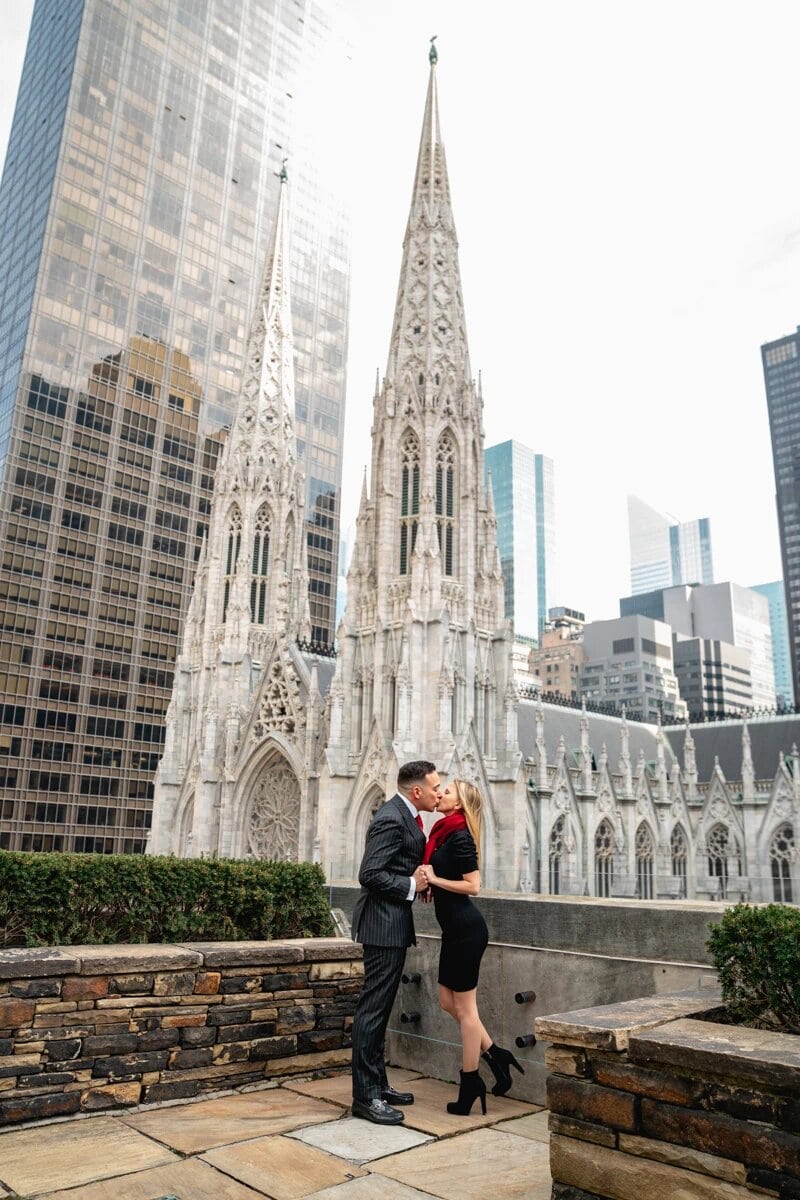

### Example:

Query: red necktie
xmin=415 ymin=814 xmax=424 ymax=830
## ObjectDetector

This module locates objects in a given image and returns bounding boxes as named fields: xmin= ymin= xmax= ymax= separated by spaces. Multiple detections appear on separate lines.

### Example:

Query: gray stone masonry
xmin=0 ymin=937 xmax=361 ymax=1127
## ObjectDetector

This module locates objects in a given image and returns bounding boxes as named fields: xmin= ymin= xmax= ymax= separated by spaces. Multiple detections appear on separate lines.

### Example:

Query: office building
xmin=672 ymin=637 xmax=752 ymax=719
xmin=0 ymin=0 xmax=350 ymax=852
xmin=762 ymin=328 xmax=800 ymax=704
xmin=580 ymin=614 xmax=686 ymax=722
xmin=662 ymin=583 xmax=775 ymax=710
xmin=622 ymin=582 xmax=776 ymax=711
xmin=628 ymin=495 xmax=713 ymax=596
xmin=751 ymin=582 xmax=794 ymax=708
xmin=485 ymin=440 xmax=555 ymax=641
xmin=530 ymin=607 xmax=585 ymax=699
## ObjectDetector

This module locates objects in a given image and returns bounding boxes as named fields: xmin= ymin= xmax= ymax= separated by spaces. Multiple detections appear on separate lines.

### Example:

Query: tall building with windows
xmin=628 ymin=495 xmax=713 ymax=595
xmin=484 ymin=440 xmax=555 ymax=641
xmin=751 ymin=581 xmax=794 ymax=708
xmin=0 ymin=0 xmax=350 ymax=852
xmin=762 ymin=328 xmax=800 ymax=706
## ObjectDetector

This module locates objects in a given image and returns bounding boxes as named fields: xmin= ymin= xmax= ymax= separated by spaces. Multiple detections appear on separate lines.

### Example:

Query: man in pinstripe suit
xmin=350 ymin=760 xmax=441 ymax=1124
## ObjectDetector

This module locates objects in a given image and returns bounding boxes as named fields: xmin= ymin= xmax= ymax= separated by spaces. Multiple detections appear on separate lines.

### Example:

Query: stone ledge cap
xmin=72 ymin=944 xmax=204 ymax=974
xmin=535 ymin=987 xmax=722 ymax=1051
xmin=281 ymin=937 xmax=362 ymax=961
xmin=176 ymin=940 xmax=305 ymax=967
xmin=629 ymin=1017 xmax=800 ymax=1096
xmin=0 ymin=947 xmax=81 ymax=979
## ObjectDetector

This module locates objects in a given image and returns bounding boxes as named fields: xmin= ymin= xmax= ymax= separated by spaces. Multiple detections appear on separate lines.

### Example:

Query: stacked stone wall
xmin=0 ymin=937 xmax=361 ymax=1126
xmin=537 ymin=991 xmax=800 ymax=1200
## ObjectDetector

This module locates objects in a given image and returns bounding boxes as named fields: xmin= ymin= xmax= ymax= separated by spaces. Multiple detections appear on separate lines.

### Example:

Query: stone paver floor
xmin=0 ymin=1069 xmax=549 ymax=1200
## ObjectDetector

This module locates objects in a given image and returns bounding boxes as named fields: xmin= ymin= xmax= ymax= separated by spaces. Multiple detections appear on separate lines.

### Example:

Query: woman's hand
xmin=420 ymin=864 xmax=438 ymax=887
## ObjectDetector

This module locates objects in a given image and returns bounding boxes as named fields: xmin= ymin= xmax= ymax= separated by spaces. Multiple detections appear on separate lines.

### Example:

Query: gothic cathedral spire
xmin=150 ymin=173 xmax=314 ymax=858
xmin=322 ymin=46 xmax=518 ymax=871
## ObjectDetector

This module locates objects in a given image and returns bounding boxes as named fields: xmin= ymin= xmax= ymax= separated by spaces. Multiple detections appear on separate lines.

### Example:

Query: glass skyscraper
xmin=762 ymin=328 xmax=800 ymax=706
xmin=0 ymin=0 xmax=350 ymax=852
xmin=484 ymin=440 xmax=555 ymax=642
xmin=628 ymin=495 xmax=713 ymax=596
xmin=751 ymin=581 xmax=794 ymax=708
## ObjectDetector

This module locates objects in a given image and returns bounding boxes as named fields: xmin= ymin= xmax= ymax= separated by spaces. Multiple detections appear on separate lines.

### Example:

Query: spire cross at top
xmin=429 ymin=35 xmax=438 ymax=64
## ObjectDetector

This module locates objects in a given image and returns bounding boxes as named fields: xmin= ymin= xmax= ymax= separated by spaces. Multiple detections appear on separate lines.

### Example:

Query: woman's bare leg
xmin=452 ymin=989 xmax=489 ymax=1071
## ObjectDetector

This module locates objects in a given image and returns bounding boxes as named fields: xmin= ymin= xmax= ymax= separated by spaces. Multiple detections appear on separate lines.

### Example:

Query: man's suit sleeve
xmin=358 ymin=813 xmax=416 ymax=903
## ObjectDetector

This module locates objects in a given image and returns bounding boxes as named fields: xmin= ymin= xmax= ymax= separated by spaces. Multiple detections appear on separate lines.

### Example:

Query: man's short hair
xmin=397 ymin=760 xmax=437 ymax=790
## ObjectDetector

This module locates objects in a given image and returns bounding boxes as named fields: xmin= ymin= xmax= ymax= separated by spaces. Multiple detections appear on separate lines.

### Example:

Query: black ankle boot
xmin=446 ymin=1068 xmax=487 ymax=1115
xmin=482 ymin=1043 xmax=524 ymax=1096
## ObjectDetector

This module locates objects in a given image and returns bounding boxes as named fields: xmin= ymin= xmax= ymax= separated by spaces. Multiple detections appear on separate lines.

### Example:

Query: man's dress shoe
xmin=381 ymin=1086 xmax=414 ymax=1105
xmin=351 ymin=1097 xmax=404 ymax=1124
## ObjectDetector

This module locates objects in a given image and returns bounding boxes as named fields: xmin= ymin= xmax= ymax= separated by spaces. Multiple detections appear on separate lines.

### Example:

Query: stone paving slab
xmin=372 ymin=1126 xmax=552 ymax=1199
xmin=203 ymin=1133 xmax=367 ymax=1199
xmin=288 ymin=1115 xmax=433 ymax=1164
xmin=495 ymin=1109 xmax=549 ymax=1143
xmin=306 ymin=1176 xmax=440 ymax=1199
xmin=121 ymin=1086 xmax=341 ymax=1153
xmin=0 ymin=1115 xmax=176 ymax=1194
xmin=285 ymin=1067 xmax=421 ymax=1109
xmin=36 ymin=1156 xmax=271 ymax=1200
xmin=394 ymin=1075 xmax=539 ymax=1137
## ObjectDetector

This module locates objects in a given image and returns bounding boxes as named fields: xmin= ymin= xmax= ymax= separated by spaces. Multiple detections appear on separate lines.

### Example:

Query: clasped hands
xmin=413 ymin=863 xmax=437 ymax=902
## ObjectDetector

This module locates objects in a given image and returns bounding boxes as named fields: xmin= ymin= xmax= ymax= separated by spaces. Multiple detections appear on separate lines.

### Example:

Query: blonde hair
xmin=453 ymin=779 xmax=483 ymax=865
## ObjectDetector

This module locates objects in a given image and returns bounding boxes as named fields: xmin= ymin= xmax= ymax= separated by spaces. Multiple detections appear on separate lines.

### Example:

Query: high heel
xmin=446 ymin=1068 xmax=487 ymax=1115
xmin=482 ymin=1042 xmax=524 ymax=1096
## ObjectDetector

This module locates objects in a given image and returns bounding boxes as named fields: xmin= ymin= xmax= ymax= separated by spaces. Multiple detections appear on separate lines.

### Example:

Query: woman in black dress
xmin=420 ymin=779 xmax=523 ymax=1115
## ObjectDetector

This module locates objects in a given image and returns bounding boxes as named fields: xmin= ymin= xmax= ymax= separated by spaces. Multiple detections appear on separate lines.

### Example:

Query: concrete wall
xmin=331 ymin=889 xmax=722 ymax=1106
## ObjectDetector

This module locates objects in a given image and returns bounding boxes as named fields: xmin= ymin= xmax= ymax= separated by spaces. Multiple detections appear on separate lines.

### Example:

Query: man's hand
xmin=412 ymin=865 xmax=428 ymax=890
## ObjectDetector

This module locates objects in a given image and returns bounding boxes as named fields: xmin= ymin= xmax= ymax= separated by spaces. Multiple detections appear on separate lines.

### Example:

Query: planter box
xmin=0 ymin=937 xmax=361 ymax=1127
xmin=535 ymin=987 xmax=800 ymax=1199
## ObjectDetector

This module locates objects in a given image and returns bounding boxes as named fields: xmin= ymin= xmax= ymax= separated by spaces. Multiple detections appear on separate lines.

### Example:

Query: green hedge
xmin=707 ymin=902 xmax=800 ymax=1035
xmin=0 ymin=852 xmax=334 ymax=947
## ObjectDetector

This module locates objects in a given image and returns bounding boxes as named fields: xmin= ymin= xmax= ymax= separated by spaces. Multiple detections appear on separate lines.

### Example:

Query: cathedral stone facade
xmin=150 ymin=52 xmax=798 ymax=905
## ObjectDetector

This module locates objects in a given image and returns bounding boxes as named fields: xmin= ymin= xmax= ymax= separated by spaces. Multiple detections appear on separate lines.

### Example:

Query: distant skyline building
xmin=0 ymin=0 xmax=351 ymax=853
xmin=751 ymin=581 xmax=794 ymax=708
xmin=580 ymin=614 xmax=685 ymax=723
xmin=762 ymin=327 xmax=800 ymax=706
xmin=627 ymin=495 xmax=713 ymax=596
xmin=484 ymin=440 xmax=554 ymax=641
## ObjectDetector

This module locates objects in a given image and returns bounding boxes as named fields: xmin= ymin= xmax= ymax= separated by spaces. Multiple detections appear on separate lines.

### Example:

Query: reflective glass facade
xmin=484 ymin=440 xmax=555 ymax=642
xmin=751 ymin=581 xmax=794 ymax=707
xmin=628 ymin=495 xmax=714 ymax=595
xmin=762 ymin=329 xmax=800 ymax=706
xmin=0 ymin=0 xmax=350 ymax=851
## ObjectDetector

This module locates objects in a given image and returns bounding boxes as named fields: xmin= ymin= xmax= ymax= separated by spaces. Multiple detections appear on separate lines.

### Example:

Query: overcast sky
xmin=2 ymin=1 xmax=798 ymax=623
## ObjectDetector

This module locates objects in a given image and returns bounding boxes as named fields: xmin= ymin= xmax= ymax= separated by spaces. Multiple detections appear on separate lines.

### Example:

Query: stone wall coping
xmin=629 ymin=1017 xmax=800 ymax=1096
xmin=535 ymin=986 xmax=722 ymax=1051
xmin=0 ymin=937 xmax=359 ymax=978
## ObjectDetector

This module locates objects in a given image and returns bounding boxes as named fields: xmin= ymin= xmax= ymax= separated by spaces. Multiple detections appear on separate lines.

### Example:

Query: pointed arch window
xmin=222 ymin=507 xmax=242 ymax=621
xmin=635 ymin=822 xmax=655 ymax=899
xmin=707 ymin=823 xmax=740 ymax=899
xmin=595 ymin=819 xmax=614 ymax=897
xmin=549 ymin=816 xmax=565 ymax=895
xmin=670 ymin=824 xmax=688 ymax=898
xmin=250 ymin=507 xmax=270 ymax=624
xmin=435 ymin=431 xmax=456 ymax=576
xmin=399 ymin=430 xmax=420 ymax=575
xmin=770 ymin=823 xmax=794 ymax=903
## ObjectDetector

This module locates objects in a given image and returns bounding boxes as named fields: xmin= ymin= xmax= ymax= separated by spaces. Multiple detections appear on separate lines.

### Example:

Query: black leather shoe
xmin=381 ymin=1086 xmax=414 ymax=1106
xmin=351 ymin=1097 xmax=404 ymax=1124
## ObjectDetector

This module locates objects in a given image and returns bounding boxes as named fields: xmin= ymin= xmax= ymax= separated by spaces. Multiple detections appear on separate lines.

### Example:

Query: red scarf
xmin=423 ymin=811 xmax=467 ymax=864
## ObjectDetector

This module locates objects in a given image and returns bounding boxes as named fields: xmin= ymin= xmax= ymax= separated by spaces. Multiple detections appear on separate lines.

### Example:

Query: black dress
xmin=431 ymin=828 xmax=488 ymax=992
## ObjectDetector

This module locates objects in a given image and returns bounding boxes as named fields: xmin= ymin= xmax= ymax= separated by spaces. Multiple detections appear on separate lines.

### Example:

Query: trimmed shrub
xmin=707 ymin=902 xmax=800 ymax=1035
xmin=0 ymin=852 xmax=334 ymax=947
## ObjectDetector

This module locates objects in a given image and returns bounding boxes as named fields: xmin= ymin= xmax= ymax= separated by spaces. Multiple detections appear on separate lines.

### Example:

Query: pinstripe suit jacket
xmin=351 ymin=794 xmax=426 ymax=947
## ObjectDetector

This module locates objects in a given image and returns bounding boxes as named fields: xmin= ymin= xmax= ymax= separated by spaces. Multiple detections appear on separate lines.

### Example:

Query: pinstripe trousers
xmin=351 ymin=943 xmax=407 ymax=1101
